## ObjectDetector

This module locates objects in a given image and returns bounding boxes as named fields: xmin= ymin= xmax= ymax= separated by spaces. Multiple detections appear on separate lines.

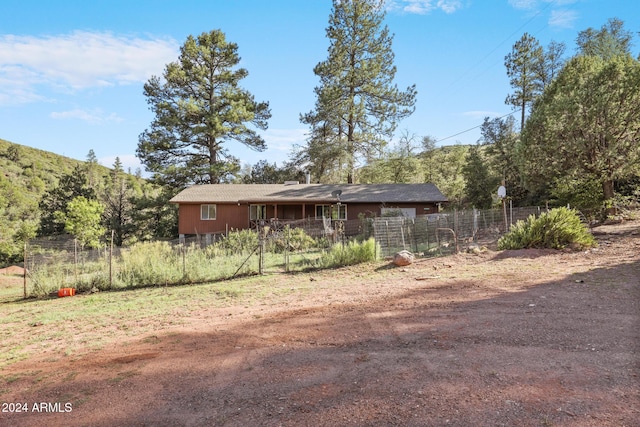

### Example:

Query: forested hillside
xmin=0 ymin=138 xmax=170 ymax=267
xmin=0 ymin=139 xmax=94 ymax=262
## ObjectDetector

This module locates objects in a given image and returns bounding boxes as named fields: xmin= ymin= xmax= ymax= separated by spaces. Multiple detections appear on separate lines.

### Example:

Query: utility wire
xmin=436 ymin=111 xmax=517 ymax=144
xmin=433 ymin=1 xmax=556 ymax=144
xmin=438 ymin=0 xmax=554 ymax=96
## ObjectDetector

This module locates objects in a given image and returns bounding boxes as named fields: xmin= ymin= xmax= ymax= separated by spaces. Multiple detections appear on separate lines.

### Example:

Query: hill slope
xmin=0 ymin=138 xmax=115 ymax=264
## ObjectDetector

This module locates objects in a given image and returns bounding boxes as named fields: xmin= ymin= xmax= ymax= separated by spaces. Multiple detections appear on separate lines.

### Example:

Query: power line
xmin=436 ymin=110 xmax=517 ymax=144
xmin=438 ymin=0 xmax=554 ymax=96
xmin=433 ymin=2 xmax=556 ymax=145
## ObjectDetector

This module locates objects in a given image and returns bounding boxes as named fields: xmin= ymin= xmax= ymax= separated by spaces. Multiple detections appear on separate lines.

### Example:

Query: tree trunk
xmin=602 ymin=179 xmax=616 ymax=215
xmin=209 ymin=141 xmax=218 ymax=184
xmin=347 ymin=112 xmax=355 ymax=184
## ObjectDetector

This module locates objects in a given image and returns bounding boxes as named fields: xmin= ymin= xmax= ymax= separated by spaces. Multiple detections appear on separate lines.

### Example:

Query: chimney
xmin=306 ymin=171 xmax=311 ymax=184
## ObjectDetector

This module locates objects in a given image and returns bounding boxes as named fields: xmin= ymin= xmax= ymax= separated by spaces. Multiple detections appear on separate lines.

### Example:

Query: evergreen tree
xmin=419 ymin=135 xmax=438 ymax=183
xmin=522 ymin=54 xmax=640 ymax=213
xmin=85 ymin=149 xmax=101 ymax=189
xmin=535 ymin=40 xmax=566 ymax=92
xmin=358 ymin=132 xmax=421 ymax=184
xmin=504 ymin=33 xmax=544 ymax=131
xmin=137 ymin=30 xmax=271 ymax=186
xmin=480 ymin=116 xmax=529 ymax=206
xmin=102 ymin=157 xmax=136 ymax=246
xmin=240 ymin=160 xmax=305 ymax=184
xmin=462 ymin=146 xmax=495 ymax=209
xmin=577 ymin=17 xmax=634 ymax=60
xmin=300 ymin=0 xmax=417 ymax=183
xmin=38 ymin=165 xmax=96 ymax=236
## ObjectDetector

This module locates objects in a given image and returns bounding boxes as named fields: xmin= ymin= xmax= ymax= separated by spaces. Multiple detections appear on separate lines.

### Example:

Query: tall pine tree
xmin=137 ymin=30 xmax=271 ymax=186
xmin=300 ymin=0 xmax=416 ymax=183
xmin=504 ymin=33 xmax=544 ymax=131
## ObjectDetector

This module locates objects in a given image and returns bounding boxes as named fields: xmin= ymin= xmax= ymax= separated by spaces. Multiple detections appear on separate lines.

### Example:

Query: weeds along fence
xmin=22 ymin=225 xmax=372 ymax=298
xmin=20 ymin=206 xmax=545 ymax=298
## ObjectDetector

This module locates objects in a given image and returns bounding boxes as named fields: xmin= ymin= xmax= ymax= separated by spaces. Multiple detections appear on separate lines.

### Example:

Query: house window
xmin=250 ymin=204 xmax=267 ymax=220
xmin=200 ymin=204 xmax=217 ymax=220
xmin=315 ymin=204 xmax=347 ymax=220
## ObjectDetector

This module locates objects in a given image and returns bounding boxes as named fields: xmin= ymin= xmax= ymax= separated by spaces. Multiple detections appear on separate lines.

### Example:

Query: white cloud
xmin=261 ymin=128 xmax=308 ymax=151
xmin=436 ymin=0 xmax=463 ymax=14
xmin=389 ymin=0 xmax=463 ymax=15
xmin=50 ymin=108 xmax=123 ymax=124
xmin=549 ymin=9 xmax=578 ymax=29
xmin=0 ymin=31 xmax=178 ymax=105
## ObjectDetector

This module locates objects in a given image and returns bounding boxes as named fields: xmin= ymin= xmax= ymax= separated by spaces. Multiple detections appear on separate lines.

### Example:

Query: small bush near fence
xmin=315 ymin=238 xmax=380 ymax=269
xmin=498 ymin=207 xmax=596 ymax=250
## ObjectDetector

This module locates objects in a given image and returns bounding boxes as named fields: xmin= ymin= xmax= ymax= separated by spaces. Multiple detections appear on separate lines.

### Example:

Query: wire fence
xmin=12 ymin=205 xmax=547 ymax=299
xmin=369 ymin=206 xmax=545 ymax=257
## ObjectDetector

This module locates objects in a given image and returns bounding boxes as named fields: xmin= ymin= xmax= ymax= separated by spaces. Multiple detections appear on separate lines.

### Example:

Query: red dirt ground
xmin=0 ymin=265 xmax=25 ymax=276
xmin=2 ymin=221 xmax=639 ymax=426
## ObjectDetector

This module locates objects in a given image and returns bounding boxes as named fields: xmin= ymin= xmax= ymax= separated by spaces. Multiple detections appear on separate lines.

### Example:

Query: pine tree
xmin=577 ymin=17 xmax=634 ymax=60
xmin=300 ymin=0 xmax=416 ymax=183
xmin=462 ymin=146 xmax=494 ymax=209
xmin=522 ymin=54 xmax=640 ymax=213
xmin=102 ymin=157 xmax=135 ymax=246
xmin=38 ymin=165 xmax=96 ymax=236
xmin=137 ymin=30 xmax=271 ymax=186
xmin=504 ymin=33 xmax=544 ymax=131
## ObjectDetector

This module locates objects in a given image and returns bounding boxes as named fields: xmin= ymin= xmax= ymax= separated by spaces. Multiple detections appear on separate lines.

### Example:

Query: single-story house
xmin=169 ymin=182 xmax=448 ymax=237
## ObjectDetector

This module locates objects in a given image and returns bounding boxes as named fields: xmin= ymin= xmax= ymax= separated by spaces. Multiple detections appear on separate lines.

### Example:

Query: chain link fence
xmin=15 ymin=206 xmax=547 ymax=298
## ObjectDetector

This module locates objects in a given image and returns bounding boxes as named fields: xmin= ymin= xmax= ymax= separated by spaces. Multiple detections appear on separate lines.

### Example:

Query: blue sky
xmin=0 ymin=0 xmax=638 ymax=173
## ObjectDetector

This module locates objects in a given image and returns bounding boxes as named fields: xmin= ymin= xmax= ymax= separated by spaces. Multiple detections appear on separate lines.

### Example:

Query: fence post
xmin=425 ymin=217 xmax=429 ymax=250
xmin=454 ymin=209 xmax=459 ymax=245
xmin=23 ymin=242 xmax=27 ymax=299
xmin=473 ymin=208 xmax=478 ymax=241
xmin=258 ymin=229 xmax=265 ymax=275
xmin=182 ymin=244 xmax=186 ymax=277
xmin=284 ymin=226 xmax=290 ymax=273
xmin=109 ymin=230 xmax=114 ymax=289
xmin=385 ymin=221 xmax=390 ymax=256
xmin=372 ymin=220 xmax=377 ymax=260
xmin=74 ymin=239 xmax=78 ymax=284
xmin=510 ymin=199 xmax=513 ymax=229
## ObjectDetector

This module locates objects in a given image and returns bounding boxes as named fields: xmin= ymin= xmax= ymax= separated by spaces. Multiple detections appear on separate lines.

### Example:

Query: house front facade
xmin=169 ymin=183 xmax=448 ymax=237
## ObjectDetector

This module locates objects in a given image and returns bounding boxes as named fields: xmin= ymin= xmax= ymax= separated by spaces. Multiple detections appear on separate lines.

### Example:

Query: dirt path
xmin=2 ymin=221 xmax=639 ymax=426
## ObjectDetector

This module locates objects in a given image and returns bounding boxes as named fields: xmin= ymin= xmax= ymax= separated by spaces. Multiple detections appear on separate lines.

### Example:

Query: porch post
xmin=302 ymin=203 xmax=306 ymax=219
xmin=274 ymin=204 xmax=278 ymax=219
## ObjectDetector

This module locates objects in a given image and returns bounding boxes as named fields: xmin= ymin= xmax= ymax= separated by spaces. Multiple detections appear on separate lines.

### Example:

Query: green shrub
xmin=498 ymin=207 xmax=596 ymax=250
xmin=316 ymin=238 xmax=380 ymax=268
xmin=269 ymin=226 xmax=316 ymax=252
xmin=217 ymin=229 xmax=258 ymax=254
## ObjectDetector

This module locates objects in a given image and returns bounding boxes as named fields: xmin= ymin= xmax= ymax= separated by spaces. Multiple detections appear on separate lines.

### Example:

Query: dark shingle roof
xmin=170 ymin=183 xmax=448 ymax=204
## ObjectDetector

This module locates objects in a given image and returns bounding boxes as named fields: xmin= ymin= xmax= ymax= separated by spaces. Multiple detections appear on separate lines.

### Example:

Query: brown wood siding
xmin=178 ymin=203 xmax=249 ymax=235
xmin=177 ymin=202 xmax=440 ymax=235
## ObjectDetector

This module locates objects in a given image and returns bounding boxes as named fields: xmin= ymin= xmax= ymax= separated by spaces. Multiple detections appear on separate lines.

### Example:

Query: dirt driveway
xmin=2 ymin=221 xmax=639 ymax=426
